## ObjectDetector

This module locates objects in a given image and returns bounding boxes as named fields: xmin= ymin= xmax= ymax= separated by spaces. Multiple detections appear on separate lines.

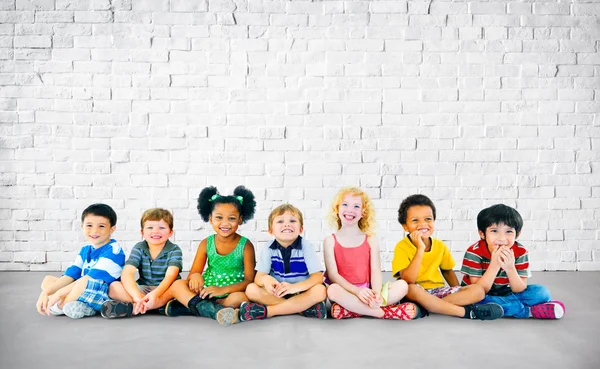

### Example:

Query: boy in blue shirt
xmin=36 ymin=203 xmax=125 ymax=319
xmin=240 ymin=204 xmax=327 ymax=321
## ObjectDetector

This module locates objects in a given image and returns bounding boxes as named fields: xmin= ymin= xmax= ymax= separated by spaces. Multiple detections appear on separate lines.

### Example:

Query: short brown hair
xmin=268 ymin=204 xmax=304 ymax=232
xmin=140 ymin=208 xmax=174 ymax=230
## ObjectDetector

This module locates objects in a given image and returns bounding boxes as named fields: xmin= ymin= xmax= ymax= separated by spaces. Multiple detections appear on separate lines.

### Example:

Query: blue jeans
xmin=478 ymin=284 xmax=551 ymax=319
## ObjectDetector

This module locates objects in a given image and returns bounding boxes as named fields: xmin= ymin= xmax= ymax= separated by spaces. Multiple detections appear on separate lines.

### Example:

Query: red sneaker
xmin=530 ymin=300 xmax=565 ymax=319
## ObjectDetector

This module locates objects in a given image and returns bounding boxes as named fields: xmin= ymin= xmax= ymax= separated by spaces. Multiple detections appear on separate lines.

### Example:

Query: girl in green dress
xmin=167 ymin=185 xmax=257 ymax=326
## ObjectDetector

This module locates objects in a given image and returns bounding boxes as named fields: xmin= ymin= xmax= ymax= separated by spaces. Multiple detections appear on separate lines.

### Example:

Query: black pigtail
xmin=197 ymin=186 xmax=219 ymax=222
xmin=233 ymin=185 xmax=256 ymax=224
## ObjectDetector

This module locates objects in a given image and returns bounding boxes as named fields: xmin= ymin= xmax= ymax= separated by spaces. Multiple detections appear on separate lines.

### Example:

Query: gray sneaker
xmin=101 ymin=300 xmax=133 ymax=319
xmin=63 ymin=301 xmax=97 ymax=319
xmin=469 ymin=303 xmax=504 ymax=320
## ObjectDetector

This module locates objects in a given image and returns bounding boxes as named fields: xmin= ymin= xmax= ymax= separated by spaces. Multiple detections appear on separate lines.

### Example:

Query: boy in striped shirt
xmin=101 ymin=208 xmax=183 ymax=318
xmin=36 ymin=203 xmax=125 ymax=319
xmin=240 ymin=204 xmax=327 ymax=320
xmin=461 ymin=204 xmax=565 ymax=319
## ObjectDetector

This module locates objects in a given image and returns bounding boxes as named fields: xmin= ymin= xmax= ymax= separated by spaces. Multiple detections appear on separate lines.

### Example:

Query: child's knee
xmin=392 ymin=279 xmax=409 ymax=293
xmin=245 ymin=283 xmax=261 ymax=300
xmin=310 ymin=284 xmax=327 ymax=300
xmin=171 ymin=279 xmax=188 ymax=291
xmin=526 ymin=285 xmax=551 ymax=301
xmin=470 ymin=284 xmax=485 ymax=300
xmin=326 ymin=283 xmax=343 ymax=300
xmin=108 ymin=282 xmax=123 ymax=298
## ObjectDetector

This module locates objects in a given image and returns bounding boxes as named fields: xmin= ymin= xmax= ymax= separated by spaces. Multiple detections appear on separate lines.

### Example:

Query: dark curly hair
xmin=477 ymin=204 xmax=523 ymax=234
xmin=197 ymin=185 xmax=256 ymax=223
xmin=397 ymin=194 xmax=436 ymax=225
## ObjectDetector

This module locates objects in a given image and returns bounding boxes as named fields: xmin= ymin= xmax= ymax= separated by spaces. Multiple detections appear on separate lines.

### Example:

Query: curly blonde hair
xmin=326 ymin=187 xmax=376 ymax=235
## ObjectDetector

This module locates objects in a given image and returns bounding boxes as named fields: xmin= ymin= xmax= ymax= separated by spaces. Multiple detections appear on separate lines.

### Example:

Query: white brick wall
xmin=0 ymin=0 xmax=599 ymax=272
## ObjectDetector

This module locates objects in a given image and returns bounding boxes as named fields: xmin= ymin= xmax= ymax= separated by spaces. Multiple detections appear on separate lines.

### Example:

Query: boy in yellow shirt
xmin=392 ymin=194 xmax=503 ymax=320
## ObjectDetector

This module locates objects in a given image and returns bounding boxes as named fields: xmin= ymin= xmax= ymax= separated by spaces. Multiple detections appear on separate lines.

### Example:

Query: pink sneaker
xmin=530 ymin=300 xmax=565 ymax=319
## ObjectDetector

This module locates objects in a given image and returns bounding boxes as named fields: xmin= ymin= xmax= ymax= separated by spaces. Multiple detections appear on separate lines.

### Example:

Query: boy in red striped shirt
xmin=461 ymin=204 xmax=565 ymax=319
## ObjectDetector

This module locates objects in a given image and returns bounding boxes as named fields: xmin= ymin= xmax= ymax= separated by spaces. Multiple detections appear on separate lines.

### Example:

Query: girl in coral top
xmin=323 ymin=187 xmax=420 ymax=320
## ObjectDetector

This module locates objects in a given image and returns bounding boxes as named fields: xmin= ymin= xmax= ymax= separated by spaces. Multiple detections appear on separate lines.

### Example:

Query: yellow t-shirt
xmin=391 ymin=236 xmax=455 ymax=290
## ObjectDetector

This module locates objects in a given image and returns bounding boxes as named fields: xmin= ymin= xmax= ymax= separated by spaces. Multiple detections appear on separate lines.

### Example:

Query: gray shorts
xmin=138 ymin=285 xmax=157 ymax=295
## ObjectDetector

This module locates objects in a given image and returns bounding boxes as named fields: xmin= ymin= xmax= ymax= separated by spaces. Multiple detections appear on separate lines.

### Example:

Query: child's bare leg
xmin=385 ymin=280 xmax=410 ymax=305
xmin=327 ymin=283 xmax=384 ymax=318
xmin=217 ymin=292 xmax=248 ymax=308
xmin=153 ymin=288 xmax=175 ymax=309
xmin=268 ymin=284 xmax=326 ymax=318
xmin=108 ymin=282 xmax=134 ymax=302
xmin=63 ymin=276 xmax=90 ymax=304
xmin=406 ymin=284 xmax=464 ymax=317
xmin=169 ymin=279 xmax=196 ymax=307
xmin=41 ymin=275 xmax=58 ymax=290
xmin=442 ymin=284 xmax=485 ymax=306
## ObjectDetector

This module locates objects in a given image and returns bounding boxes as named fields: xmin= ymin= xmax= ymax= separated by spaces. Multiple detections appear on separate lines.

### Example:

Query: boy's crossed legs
xmin=243 ymin=283 xmax=327 ymax=320
xmin=42 ymin=275 xmax=106 ymax=319
xmin=405 ymin=283 xmax=503 ymax=320
xmin=479 ymin=284 xmax=564 ymax=319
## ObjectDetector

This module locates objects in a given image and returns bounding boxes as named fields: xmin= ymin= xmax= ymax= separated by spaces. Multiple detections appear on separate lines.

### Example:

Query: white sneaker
xmin=49 ymin=303 xmax=64 ymax=316
xmin=63 ymin=301 xmax=97 ymax=319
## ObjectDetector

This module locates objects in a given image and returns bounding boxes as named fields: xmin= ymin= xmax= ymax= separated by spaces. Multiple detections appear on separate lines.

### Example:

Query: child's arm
xmin=121 ymin=265 xmax=145 ymax=302
xmin=273 ymin=272 xmax=323 ymax=298
xmin=498 ymin=247 xmax=527 ymax=293
xmin=254 ymin=272 xmax=279 ymax=295
xmin=398 ymin=232 xmax=427 ymax=284
xmin=143 ymin=266 xmax=180 ymax=309
xmin=202 ymin=241 xmax=256 ymax=298
xmin=468 ymin=247 xmax=503 ymax=293
xmin=188 ymin=240 xmax=208 ymax=293
xmin=369 ymin=236 xmax=383 ymax=301
xmin=441 ymin=269 xmax=459 ymax=287
xmin=36 ymin=276 xmax=75 ymax=315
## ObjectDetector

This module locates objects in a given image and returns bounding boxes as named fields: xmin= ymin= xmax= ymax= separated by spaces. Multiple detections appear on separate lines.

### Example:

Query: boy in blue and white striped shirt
xmin=100 ymin=208 xmax=183 ymax=319
xmin=36 ymin=203 xmax=125 ymax=319
xmin=240 ymin=204 xmax=327 ymax=321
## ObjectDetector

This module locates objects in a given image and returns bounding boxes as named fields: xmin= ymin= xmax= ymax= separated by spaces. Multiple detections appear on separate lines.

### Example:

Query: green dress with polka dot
xmin=202 ymin=234 xmax=247 ymax=298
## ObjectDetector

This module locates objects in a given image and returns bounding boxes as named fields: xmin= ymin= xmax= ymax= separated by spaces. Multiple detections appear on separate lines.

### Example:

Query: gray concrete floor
xmin=0 ymin=272 xmax=598 ymax=369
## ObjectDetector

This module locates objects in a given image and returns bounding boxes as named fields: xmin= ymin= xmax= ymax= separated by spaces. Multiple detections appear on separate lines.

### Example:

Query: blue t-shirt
xmin=256 ymin=236 xmax=322 ymax=284
xmin=64 ymin=239 xmax=125 ymax=284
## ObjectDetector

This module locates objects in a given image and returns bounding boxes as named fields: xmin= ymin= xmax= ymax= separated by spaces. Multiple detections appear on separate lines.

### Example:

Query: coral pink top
xmin=330 ymin=234 xmax=371 ymax=286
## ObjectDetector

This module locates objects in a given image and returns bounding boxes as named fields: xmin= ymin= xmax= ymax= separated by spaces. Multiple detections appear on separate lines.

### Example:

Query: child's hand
xmin=36 ymin=291 xmax=49 ymax=315
xmin=498 ymin=247 xmax=516 ymax=271
xmin=369 ymin=292 xmax=383 ymax=308
xmin=274 ymin=282 xmax=299 ymax=298
xmin=409 ymin=230 xmax=427 ymax=251
xmin=142 ymin=291 xmax=159 ymax=311
xmin=199 ymin=286 xmax=224 ymax=299
xmin=263 ymin=279 xmax=278 ymax=296
xmin=490 ymin=247 xmax=503 ymax=269
xmin=188 ymin=274 xmax=204 ymax=294
xmin=133 ymin=295 xmax=147 ymax=315
xmin=356 ymin=287 xmax=376 ymax=306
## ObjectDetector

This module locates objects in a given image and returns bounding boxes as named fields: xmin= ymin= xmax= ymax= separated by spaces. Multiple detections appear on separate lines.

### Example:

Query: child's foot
xmin=300 ymin=301 xmax=327 ymax=319
xmin=330 ymin=302 xmax=361 ymax=319
xmin=48 ymin=303 xmax=64 ymax=316
xmin=530 ymin=301 xmax=565 ymax=319
xmin=215 ymin=307 xmax=238 ymax=327
xmin=165 ymin=299 xmax=193 ymax=317
xmin=466 ymin=303 xmax=504 ymax=320
xmin=100 ymin=300 xmax=133 ymax=319
xmin=239 ymin=302 xmax=267 ymax=322
xmin=381 ymin=302 xmax=419 ymax=320
xmin=63 ymin=301 xmax=97 ymax=319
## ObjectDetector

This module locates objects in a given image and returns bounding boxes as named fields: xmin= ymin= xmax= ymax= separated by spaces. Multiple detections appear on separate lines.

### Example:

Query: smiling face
xmin=479 ymin=223 xmax=518 ymax=253
xmin=338 ymin=194 xmax=364 ymax=227
xmin=82 ymin=214 xmax=116 ymax=248
xmin=401 ymin=205 xmax=435 ymax=238
xmin=209 ymin=203 xmax=242 ymax=238
xmin=141 ymin=219 xmax=173 ymax=247
xmin=269 ymin=211 xmax=303 ymax=247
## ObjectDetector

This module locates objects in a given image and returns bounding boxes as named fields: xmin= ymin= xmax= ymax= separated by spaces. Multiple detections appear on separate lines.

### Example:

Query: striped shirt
xmin=256 ymin=236 xmax=323 ymax=284
xmin=126 ymin=240 xmax=183 ymax=286
xmin=64 ymin=239 xmax=125 ymax=284
xmin=461 ymin=239 xmax=531 ymax=293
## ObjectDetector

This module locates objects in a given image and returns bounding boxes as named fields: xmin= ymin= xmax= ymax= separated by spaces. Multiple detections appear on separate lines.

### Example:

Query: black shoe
xmin=468 ymin=303 xmax=504 ymax=320
xmin=101 ymin=300 xmax=133 ymax=319
xmin=165 ymin=299 xmax=193 ymax=317
xmin=239 ymin=302 xmax=267 ymax=322
xmin=300 ymin=301 xmax=327 ymax=319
